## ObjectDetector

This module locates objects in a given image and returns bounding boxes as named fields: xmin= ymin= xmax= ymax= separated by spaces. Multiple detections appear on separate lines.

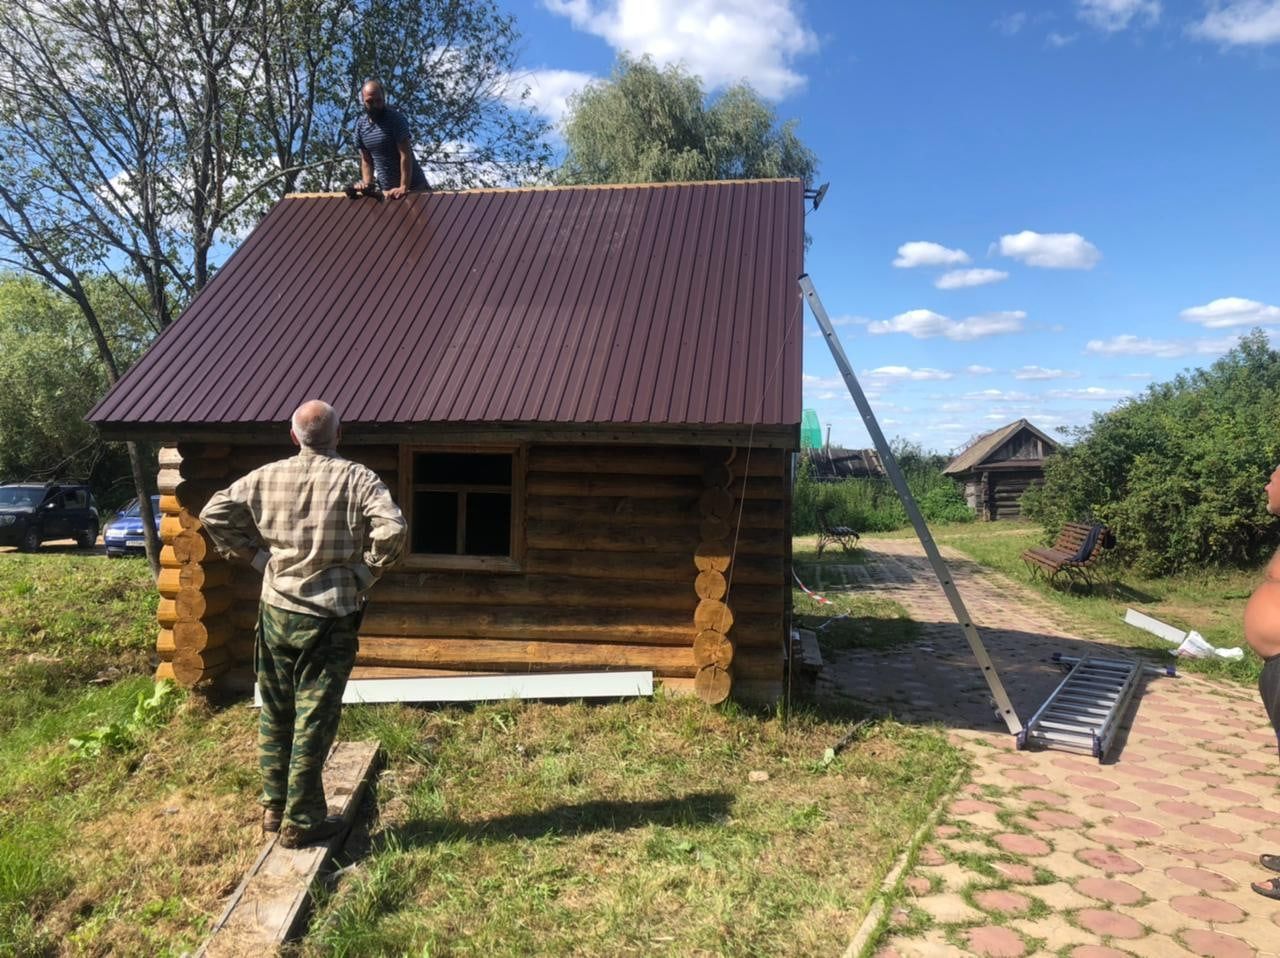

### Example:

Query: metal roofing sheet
xmin=88 ymin=179 xmax=805 ymax=430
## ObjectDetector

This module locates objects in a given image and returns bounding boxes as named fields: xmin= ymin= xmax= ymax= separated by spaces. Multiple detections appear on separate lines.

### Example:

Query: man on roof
xmin=352 ymin=79 xmax=429 ymax=200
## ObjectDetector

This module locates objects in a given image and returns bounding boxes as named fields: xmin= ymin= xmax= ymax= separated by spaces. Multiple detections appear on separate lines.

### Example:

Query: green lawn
xmin=904 ymin=519 xmax=1264 ymax=686
xmin=0 ymin=552 xmax=964 ymax=957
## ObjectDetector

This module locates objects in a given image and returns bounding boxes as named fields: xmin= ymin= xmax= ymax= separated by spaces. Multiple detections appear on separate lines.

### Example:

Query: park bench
xmin=1021 ymin=521 xmax=1113 ymax=589
xmin=815 ymin=510 xmax=859 ymax=558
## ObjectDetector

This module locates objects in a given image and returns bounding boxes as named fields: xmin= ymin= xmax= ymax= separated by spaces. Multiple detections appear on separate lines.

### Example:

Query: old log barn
xmin=87 ymin=179 xmax=805 ymax=705
xmin=942 ymin=419 xmax=1060 ymax=521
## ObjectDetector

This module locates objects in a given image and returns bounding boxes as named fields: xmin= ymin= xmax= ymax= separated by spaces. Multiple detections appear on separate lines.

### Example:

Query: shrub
xmin=793 ymin=441 xmax=973 ymax=533
xmin=1025 ymin=330 xmax=1280 ymax=574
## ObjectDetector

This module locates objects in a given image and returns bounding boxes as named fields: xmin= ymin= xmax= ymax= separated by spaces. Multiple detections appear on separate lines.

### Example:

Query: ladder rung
xmin=1045 ymin=712 xmax=1108 ymax=725
xmin=1065 ymin=678 xmax=1125 ymax=692
xmin=1054 ymin=696 xmax=1116 ymax=712
xmin=1037 ymin=718 xmax=1097 ymax=734
xmin=1024 ymin=654 xmax=1145 ymax=762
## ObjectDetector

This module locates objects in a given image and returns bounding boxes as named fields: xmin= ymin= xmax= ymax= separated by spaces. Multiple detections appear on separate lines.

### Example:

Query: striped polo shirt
xmin=355 ymin=107 xmax=428 ymax=191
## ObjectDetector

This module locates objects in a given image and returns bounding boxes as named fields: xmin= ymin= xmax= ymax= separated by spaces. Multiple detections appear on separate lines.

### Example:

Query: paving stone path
xmin=808 ymin=537 xmax=1280 ymax=958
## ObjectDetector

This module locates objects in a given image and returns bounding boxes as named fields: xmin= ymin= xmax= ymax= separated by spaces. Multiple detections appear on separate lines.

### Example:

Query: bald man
xmin=353 ymin=80 xmax=428 ymax=200
xmin=1245 ymin=464 xmax=1280 ymax=899
xmin=201 ymin=401 xmax=406 ymax=848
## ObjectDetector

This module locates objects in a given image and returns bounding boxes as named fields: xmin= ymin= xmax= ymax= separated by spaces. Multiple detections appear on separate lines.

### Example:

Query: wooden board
xmin=197 ymin=740 xmax=380 ymax=957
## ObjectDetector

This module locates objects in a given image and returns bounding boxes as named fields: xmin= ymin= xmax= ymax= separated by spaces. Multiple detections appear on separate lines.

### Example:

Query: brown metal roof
xmin=942 ymin=418 xmax=1060 ymax=475
xmin=89 ymin=180 xmax=805 ymax=433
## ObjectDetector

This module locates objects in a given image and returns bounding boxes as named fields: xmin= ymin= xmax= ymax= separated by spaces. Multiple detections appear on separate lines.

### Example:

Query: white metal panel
xmin=253 ymin=671 xmax=655 ymax=707
xmin=1123 ymin=608 xmax=1185 ymax=643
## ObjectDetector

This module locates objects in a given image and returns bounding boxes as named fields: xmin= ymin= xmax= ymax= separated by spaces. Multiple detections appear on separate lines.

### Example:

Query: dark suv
xmin=0 ymin=483 xmax=100 ymax=552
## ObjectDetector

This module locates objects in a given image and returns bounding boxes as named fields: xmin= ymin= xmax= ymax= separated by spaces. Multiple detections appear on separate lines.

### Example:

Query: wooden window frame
xmin=398 ymin=443 xmax=525 ymax=573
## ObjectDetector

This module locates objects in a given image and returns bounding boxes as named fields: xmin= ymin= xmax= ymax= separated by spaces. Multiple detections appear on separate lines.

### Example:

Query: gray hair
xmin=291 ymin=400 xmax=340 ymax=449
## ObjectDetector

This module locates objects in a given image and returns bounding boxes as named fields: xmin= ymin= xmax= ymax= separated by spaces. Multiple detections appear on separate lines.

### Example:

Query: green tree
xmin=0 ymin=0 xmax=549 ymax=571
xmin=559 ymin=55 xmax=817 ymax=186
xmin=1024 ymin=330 xmax=1280 ymax=574
xmin=0 ymin=275 xmax=152 ymax=501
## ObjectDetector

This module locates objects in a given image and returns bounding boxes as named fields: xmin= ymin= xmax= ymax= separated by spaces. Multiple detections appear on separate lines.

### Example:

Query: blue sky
xmin=506 ymin=0 xmax=1280 ymax=453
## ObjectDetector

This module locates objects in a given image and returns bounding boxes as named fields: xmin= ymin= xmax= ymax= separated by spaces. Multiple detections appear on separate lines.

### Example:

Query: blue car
xmin=103 ymin=495 xmax=161 ymax=557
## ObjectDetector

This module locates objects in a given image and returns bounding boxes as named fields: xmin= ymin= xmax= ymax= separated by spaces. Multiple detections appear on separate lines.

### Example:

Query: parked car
xmin=0 ymin=483 xmax=100 ymax=551
xmin=103 ymin=495 xmax=162 ymax=558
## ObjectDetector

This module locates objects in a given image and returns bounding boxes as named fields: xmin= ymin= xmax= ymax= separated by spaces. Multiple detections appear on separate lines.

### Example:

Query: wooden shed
xmin=801 ymin=445 xmax=885 ymax=481
xmin=942 ymin=419 xmax=1059 ymax=521
xmin=87 ymin=179 xmax=805 ymax=705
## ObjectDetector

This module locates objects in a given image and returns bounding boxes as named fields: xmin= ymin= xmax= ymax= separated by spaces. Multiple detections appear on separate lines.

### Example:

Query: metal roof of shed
xmin=89 ymin=179 xmax=805 ymax=433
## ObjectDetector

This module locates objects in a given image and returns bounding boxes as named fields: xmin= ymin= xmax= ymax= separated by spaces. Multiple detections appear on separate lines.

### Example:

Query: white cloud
xmin=997 ymin=230 xmax=1101 ymax=269
xmin=866 ymin=366 xmax=954 ymax=381
xmin=1077 ymin=0 xmax=1161 ymax=32
xmin=1105 ymin=337 xmax=1184 ymax=357
xmin=1048 ymin=31 xmax=1079 ymax=45
xmin=953 ymin=311 xmax=1027 ymax=340
xmin=542 ymin=0 xmax=817 ymax=98
xmin=1179 ymin=296 xmax=1280 ymax=328
xmin=1192 ymin=1 xmax=1280 ymax=46
xmin=868 ymin=309 xmax=949 ymax=338
xmin=803 ymin=373 xmax=846 ymax=392
xmin=1084 ymin=335 xmax=1188 ymax=357
xmin=1014 ymin=365 xmax=1080 ymax=380
xmin=1085 ymin=332 xmax=1249 ymax=357
xmin=966 ymin=365 xmax=995 ymax=375
xmin=892 ymin=241 xmax=970 ymax=268
xmin=830 ymin=314 xmax=867 ymax=327
xmin=934 ymin=268 xmax=1009 ymax=290
xmin=867 ymin=309 xmax=1026 ymax=341
xmin=510 ymin=69 xmax=597 ymax=126
xmin=1121 ymin=371 xmax=1153 ymax=379
xmin=995 ymin=12 xmax=1028 ymax=35
xmin=1047 ymin=386 xmax=1133 ymax=400
xmin=963 ymin=388 xmax=1034 ymax=401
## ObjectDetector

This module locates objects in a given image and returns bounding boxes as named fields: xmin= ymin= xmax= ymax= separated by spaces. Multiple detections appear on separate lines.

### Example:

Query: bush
xmin=1024 ymin=330 xmax=1280 ymax=574
xmin=793 ymin=441 xmax=974 ymax=533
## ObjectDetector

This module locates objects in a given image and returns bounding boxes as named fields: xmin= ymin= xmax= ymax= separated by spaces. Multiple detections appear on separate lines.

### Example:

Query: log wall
xmin=158 ymin=441 xmax=789 ymax=703
xmin=973 ymin=469 xmax=1045 ymax=521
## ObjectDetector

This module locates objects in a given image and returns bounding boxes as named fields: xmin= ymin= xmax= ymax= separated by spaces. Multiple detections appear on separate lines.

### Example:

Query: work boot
xmin=262 ymin=808 xmax=283 ymax=833
xmin=278 ymin=816 xmax=347 ymax=849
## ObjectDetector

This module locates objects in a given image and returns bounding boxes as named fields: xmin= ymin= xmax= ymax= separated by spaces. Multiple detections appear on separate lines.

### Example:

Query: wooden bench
xmin=815 ymin=510 xmax=859 ymax=558
xmin=1021 ymin=521 xmax=1112 ymax=589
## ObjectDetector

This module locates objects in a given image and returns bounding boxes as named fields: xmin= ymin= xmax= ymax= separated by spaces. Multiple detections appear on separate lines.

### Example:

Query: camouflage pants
xmin=255 ymin=601 xmax=359 ymax=829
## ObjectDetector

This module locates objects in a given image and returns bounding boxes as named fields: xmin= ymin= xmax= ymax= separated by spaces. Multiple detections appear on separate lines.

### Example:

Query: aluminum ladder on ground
xmin=1018 ymin=654 xmax=1173 ymax=760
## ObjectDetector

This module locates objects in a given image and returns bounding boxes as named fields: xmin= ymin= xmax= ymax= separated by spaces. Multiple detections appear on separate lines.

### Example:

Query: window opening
xmin=410 ymin=451 xmax=513 ymax=556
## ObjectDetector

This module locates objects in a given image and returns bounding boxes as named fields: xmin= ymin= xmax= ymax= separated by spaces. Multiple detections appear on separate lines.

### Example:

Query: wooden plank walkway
xmin=197 ymin=740 xmax=380 ymax=957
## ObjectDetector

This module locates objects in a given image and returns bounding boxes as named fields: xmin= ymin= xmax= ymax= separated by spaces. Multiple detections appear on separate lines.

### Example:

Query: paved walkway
xmin=809 ymin=537 xmax=1280 ymax=958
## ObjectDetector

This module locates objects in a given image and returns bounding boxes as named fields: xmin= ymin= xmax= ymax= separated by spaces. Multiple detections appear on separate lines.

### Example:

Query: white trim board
xmin=252 ymin=671 xmax=655 ymax=707
xmin=1123 ymin=608 xmax=1186 ymax=644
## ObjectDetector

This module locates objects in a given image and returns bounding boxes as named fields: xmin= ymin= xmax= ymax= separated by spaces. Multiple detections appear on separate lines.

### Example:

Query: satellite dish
xmin=804 ymin=182 xmax=830 ymax=213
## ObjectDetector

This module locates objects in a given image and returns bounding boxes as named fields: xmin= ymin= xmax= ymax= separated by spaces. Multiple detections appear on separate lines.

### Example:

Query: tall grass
xmin=793 ymin=453 xmax=973 ymax=534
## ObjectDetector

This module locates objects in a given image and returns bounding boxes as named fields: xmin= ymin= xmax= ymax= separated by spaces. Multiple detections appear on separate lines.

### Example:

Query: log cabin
xmin=942 ymin=419 xmax=1060 ymax=521
xmin=87 ymin=179 xmax=805 ymax=705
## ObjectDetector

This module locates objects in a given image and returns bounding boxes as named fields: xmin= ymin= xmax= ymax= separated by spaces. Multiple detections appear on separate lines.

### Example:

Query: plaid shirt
xmin=200 ymin=447 xmax=406 ymax=617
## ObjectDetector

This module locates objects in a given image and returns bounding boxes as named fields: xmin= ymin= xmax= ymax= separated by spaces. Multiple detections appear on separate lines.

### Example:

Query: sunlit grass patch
xmin=0 ymin=549 xmax=966 ymax=956
xmin=305 ymin=698 xmax=965 ymax=957
xmin=791 ymin=582 xmax=919 ymax=652
xmin=936 ymin=521 xmax=1264 ymax=685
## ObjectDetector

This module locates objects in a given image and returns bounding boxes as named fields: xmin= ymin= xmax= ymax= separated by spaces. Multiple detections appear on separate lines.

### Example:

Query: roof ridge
xmin=285 ymin=177 xmax=804 ymax=200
